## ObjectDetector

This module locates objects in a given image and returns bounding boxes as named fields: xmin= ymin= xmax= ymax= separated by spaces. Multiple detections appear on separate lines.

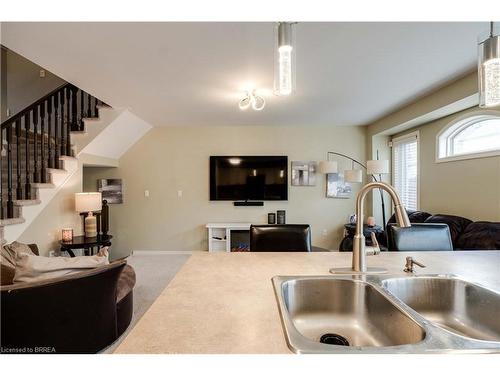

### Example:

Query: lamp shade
xmin=75 ymin=192 xmax=102 ymax=213
xmin=366 ymin=160 xmax=389 ymax=175
xmin=318 ymin=161 xmax=338 ymax=174
xmin=344 ymin=169 xmax=363 ymax=183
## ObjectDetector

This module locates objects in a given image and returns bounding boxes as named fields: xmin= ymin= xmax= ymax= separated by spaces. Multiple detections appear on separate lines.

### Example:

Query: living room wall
xmin=1 ymin=47 xmax=64 ymax=121
xmin=393 ymin=107 xmax=500 ymax=221
xmin=83 ymin=125 xmax=366 ymax=257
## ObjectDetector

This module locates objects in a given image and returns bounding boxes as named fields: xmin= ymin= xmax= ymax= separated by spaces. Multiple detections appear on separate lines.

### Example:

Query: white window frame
xmin=436 ymin=110 xmax=500 ymax=163
xmin=391 ymin=130 xmax=420 ymax=211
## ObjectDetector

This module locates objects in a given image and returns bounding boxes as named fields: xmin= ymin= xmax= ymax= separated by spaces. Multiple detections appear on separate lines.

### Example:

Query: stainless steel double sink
xmin=272 ymin=274 xmax=500 ymax=353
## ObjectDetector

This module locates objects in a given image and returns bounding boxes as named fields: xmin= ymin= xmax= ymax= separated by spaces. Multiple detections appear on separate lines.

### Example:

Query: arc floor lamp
xmin=319 ymin=151 xmax=390 ymax=228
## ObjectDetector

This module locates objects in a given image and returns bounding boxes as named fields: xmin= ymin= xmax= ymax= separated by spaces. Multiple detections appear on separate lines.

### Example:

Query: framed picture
xmin=291 ymin=161 xmax=317 ymax=186
xmin=98 ymin=179 xmax=123 ymax=204
xmin=326 ymin=173 xmax=352 ymax=199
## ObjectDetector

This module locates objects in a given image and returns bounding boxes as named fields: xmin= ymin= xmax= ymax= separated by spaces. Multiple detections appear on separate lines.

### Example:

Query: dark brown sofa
xmin=0 ymin=245 xmax=135 ymax=353
xmin=384 ymin=210 xmax=500 ymax=250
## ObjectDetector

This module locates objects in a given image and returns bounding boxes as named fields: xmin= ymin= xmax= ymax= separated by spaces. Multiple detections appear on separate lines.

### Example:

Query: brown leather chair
xmin=250 ymin=224 xmax=312 ymax=252
xmin=1 ymin=246 xmax=135 ymax=354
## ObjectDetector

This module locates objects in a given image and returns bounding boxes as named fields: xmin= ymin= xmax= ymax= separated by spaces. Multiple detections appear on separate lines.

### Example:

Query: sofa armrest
xmin=1 ymin=260 xmax=126 ymax=353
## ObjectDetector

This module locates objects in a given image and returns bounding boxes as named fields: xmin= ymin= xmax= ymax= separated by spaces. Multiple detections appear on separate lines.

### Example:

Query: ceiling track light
xmin=274 ymin=22 xmax=297 ymax=96
xmin=239 ymin=90 xmax=266 ymax=111
xmin=478 ymin=21 xmax=500 ymax=108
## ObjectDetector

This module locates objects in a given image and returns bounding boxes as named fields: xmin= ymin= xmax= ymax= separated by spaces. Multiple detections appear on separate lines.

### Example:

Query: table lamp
xmin=75 ymin=192 xmax=102 ymax=238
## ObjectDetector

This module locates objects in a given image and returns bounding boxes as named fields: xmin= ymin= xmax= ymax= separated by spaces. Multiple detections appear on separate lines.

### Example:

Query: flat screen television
xmin=210 ymin=156 xmax=288 ymax=201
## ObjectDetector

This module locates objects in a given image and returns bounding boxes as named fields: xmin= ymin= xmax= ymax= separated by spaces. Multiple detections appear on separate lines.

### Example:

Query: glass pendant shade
xmin=239 ymin=95 xmax=251 ymax=110
xmin=251 ymin=94 xmax=266 ymax=111
xmin=344 ymin=169 xmax=363 ymax=183
xmin=479 ymin=29 xmax=500 ymax=108
xmin=274 ymin=22 xmax=296 ymax=96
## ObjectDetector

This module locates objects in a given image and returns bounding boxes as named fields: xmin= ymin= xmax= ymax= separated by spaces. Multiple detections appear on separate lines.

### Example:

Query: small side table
xmin=339 ymin=224 xmax=383 ymax=252
xmin=60 ymin=235 xmax=112 ymax=257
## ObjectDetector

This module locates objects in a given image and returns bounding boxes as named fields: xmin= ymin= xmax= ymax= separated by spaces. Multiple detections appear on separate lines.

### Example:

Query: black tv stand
xmin=233 ymin=201 xmax=264 ymax=207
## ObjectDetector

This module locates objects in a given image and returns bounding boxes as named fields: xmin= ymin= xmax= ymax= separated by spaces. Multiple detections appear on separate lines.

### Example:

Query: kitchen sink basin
xmin=273 ymin=275 xmax=500 ymax=353
xmin=382 ymin=276 xmax=500 ymax=342
xmin=273 ymin=276 xmax=425 ymax=352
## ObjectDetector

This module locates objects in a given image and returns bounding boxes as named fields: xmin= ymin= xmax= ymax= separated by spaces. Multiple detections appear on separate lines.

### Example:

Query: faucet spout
xmin=331 ymin=181 xmax=411 ymax=275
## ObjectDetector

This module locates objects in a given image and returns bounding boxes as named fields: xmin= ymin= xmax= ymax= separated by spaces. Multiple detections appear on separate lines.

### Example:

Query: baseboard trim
xmin=132 ymin=250 xmax=201 ymax=256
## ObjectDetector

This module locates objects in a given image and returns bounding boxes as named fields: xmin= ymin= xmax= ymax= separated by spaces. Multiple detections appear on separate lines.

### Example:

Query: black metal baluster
xmin=87 ymin=92 xmax=92 ymax=117
xmin=80 ymin=88 xmax=84 ymax=131
xmin=33 ymin=105 xmax=39 ymax=183
xmin=24 ymin=111 xmax=31 ymax=200
xmin=47 ymin=95 xmax=54 ymax=169
xmin=16 ymin=119 xmax=22 ymax=200
xmin=66 ymin=87 xmax=72 ymax=156
xmin=71 ymin=86 xmax=78 ymax=131
xmin=54 ymin=91 xmax=60 ymax=166
xmin=40 ymin=102 xmax=47 ymax=183
xmin=93 ymin=95 xmax=98 ymax=117
xmin=60 ymin=88 xmax=66 ymax=156
xmin=7 ymin=124 xmax=14 ymax=218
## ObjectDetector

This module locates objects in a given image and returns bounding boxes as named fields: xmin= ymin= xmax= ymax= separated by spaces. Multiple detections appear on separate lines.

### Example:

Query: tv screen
xmin=210 ymin=156 xmax=288 ymax=201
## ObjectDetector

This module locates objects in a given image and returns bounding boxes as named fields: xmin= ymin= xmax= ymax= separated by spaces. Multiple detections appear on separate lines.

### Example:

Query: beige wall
xmin=393 ymin=108 xmax=500 ymax=221
xmin=83 ymin=125 xmax=366 ymax=257
xmin=365 ymin=71 xmax=479 ymax=221
xmin=3 ymin=48 xmax=64 ymax=120
xmin=18 ymin=165 xmax=84 ymax=256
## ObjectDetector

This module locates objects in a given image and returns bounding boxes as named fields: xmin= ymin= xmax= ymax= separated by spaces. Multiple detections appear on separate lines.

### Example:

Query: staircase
xmin=1 ymin=83 xmax=108 ymax=239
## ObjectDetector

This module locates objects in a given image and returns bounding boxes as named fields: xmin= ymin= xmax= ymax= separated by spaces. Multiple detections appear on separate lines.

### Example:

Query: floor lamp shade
xmin=318 ymin=161 xmax=338 ymax=174
xmin=366 ymin=160 xmax=389 ymax=175
xmin=75 ymin=193 xmax=102 ymax=238
xmin=345 ymin=169 xmax=363 ymax=183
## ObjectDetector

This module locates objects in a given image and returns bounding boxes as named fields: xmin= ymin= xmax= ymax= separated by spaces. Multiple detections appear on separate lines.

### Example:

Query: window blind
xmin=392 ymin=133 xmax=419 ymax=211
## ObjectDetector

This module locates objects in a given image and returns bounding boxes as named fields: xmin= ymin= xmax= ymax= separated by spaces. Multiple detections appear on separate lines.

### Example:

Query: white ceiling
xmin=1 ymin=22 xmax=487 ymax=127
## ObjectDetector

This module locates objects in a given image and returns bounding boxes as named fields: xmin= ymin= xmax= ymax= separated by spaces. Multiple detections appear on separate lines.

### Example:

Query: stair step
xmin=47 ymin=168 xmax=67 ymax=174
xmin=0 ymin=217 xmax=25 ymax=226
xmin=59 ymin=155 xmax=77 ymax=162
xmin=13 ymin=199 xmax=41 ymax=206
xmin=31 ymin=183 xmax=56 ymax=189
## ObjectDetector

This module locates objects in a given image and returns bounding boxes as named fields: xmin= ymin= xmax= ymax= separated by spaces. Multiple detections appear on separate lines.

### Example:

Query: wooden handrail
xmin=0 ymin=82 xmax=71 ymax=129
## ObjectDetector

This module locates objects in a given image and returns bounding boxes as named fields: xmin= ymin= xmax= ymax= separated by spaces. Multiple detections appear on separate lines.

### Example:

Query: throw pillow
xmin=1 ymin=241 xmax=35 ymax=269
xmin=13 ymin=247 xmax=110 ymax=284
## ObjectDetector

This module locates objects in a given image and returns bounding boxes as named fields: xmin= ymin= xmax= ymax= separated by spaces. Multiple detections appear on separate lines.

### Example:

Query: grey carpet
xmin=104 ymin=253 xmax=191 ymax=353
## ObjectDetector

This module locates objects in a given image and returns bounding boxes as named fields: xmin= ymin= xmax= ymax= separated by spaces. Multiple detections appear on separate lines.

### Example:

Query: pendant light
xmin=274 ymin=22 xmax=296 ymax=96
xmin=238 ymin=90 xmax=266 ymax=111
xmin=478 ymin=22 xmax=500 ymax=108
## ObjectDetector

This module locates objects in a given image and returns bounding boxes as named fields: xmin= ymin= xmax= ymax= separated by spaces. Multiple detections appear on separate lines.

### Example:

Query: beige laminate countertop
xmin=114 ymin=251 xmax=500 ymax=354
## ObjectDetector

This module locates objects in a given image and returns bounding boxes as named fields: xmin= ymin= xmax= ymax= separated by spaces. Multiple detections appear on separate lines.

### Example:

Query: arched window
xmin=437 ymin=111 xmax=500 ymax=161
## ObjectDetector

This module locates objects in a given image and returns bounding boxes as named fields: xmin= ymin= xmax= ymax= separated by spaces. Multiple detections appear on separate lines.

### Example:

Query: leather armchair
xmin=1 ymin=250 xmax=134 ymax=353
xmin=250 ymin=224 xmax=311 ymax=252
xmin=386 ymin=223 xmax=453 ymax=252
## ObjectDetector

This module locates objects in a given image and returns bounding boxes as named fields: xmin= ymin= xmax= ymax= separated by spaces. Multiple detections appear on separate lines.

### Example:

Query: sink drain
xmin=319 ymin=333 xmax=350 ymax=346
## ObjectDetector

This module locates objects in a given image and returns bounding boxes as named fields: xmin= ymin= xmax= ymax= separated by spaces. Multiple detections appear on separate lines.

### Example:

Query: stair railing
xmin=1 ymin=83 xmax=105 ymax=219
